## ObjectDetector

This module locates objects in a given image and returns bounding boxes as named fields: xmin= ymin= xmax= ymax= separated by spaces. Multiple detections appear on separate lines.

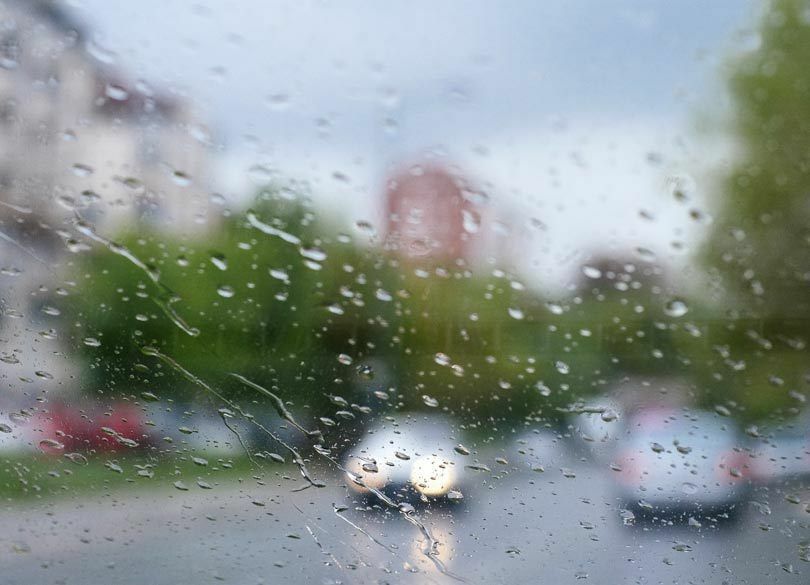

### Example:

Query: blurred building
xmin=0 ymin=0 xmax=212 ymax=234
xmin=383 ymin=164 xmax=481 ymax=264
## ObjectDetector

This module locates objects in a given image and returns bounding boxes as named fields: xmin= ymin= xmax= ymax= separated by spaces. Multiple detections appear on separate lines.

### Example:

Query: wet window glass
xmin=3 ymin=0 xmax=810 ymax=583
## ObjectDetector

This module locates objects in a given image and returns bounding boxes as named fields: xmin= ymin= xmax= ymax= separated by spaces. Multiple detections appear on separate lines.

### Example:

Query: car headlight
xmin=410 ymin=454 xmax=455 ymax=496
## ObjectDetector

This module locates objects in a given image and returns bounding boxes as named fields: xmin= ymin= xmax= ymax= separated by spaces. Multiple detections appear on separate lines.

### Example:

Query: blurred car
xmin=343 ymin=414 xmax=466 ymax=506
xmin=28 ymin=401 xmax=147 ymax=453
xmin=144 ymin=405 xmax=244 ymax=454
xmin=508 ymin=427 xmax=567 ymax=472
xmin=612 ymin=408 xmax=754 ymax=519
xmin=748 ymin=422 xmax=810 ymax=483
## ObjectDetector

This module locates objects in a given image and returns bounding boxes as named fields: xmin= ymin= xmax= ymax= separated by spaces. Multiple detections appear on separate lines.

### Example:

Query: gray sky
xmin=69 ymin=0 xmax=761 ymax=290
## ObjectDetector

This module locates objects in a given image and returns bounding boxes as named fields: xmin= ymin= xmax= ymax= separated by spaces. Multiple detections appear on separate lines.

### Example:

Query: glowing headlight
xmin=410 ymin=455 xmax=455 ymax=496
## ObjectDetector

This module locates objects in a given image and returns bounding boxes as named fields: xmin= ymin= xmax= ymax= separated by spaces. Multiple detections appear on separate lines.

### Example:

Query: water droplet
xmin=247 ymin=164 xmax=275 ymax=185
xmin=462 ymin=209 xmax=481 ymax=233
xmin=664 ymin=298 xmax=688 ymax=318
xmin=172 ymin=170 xmax=191 ymax=187
xmin=434 ymin=352 xmax=452 ymax=366
xmin=174 ymin=480 xmax=190 ymax=491
xmin=355 ymin=220 xmax=375 ymax=235
xmin=266 ymin=93 xmax=291 ymax=110
xmin=299 ymin=246 xmax=327 ymax=262
xmin=337 ymin=354 xmax=353 ymax=366
xmin=361 ymin=461 xmax=378 ymax=473
xmin=104 ymin=83 xmax=129 ymax=101
xmin=72 ymin=163 xmax=94 ymax=177
xmin=454 ymin=444 xmax=470 ymax=456
xmin=192 ymin=456 xmax=208 ymax=467
xmin=64 ymin=453 xmax=88 ymax=465
xmin=356 ymin=364 xmax=374 ymax=380
xmin=38 ymin=439 xmax=64 ymax=452
xmin=83 ymin=337 xmax=101 ymax=347
xmin=105 ymin=461 xmax=123 ymax=473
xmin=422 ymin=395 xmax=439 ymax=408
xmin=374 ymin=288 xmax=392 ymax=302
xmin=600 ymin=409 xmax=619 ymax=423
xmin=634 ymin=247 xmax=656 ymax=262
xmin=447 ymin=490 xmax=464 ymax=501
xmin=210 ymin=253 xmax=227 ymax=271
xmin=216 ymin=285 xmax=235 ymax=298
xmin=582 ymin=265 xmax=602 ymax=279
xmin=508 ymin=307 xmax=525 ymax=320
xmin=555 ymin=361 xmax=570 ymax=375
xmin=86 ymin=36 xmax=117 ymax=64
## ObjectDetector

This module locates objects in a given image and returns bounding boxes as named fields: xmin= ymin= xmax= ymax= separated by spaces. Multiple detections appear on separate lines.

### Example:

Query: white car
xmin=612 ymin=408 xmax=754 ymax=518
xmin=343 ymin=414 xmax=466 ymax=505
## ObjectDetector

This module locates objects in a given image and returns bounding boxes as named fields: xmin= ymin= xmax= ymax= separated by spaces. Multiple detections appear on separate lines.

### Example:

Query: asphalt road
xmin=1 ymin=460 xmax=809 ymax=585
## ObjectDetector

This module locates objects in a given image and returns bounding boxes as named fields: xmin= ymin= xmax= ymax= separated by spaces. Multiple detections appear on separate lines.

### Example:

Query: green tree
xmin=62 ymin=187 xmax=573 ymax=441
xmin=696 ymin=0 xmax=810 ymax=421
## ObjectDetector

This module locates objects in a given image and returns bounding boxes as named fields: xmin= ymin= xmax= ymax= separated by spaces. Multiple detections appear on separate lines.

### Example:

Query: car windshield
xmin=4 ymin=0 xmax=810 ymax=583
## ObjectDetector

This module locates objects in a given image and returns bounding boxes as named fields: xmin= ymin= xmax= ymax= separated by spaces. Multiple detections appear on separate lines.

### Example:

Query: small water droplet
xmin=508 ymin=307 xmax=525 ymax=320
xmin=210 ymin=253 xmax=227 ymax=271
xmin=555 ymin=361 xmax=570 ymax=375
xmin=266 ymin=93 xmax=291 ymax=110
xmin=582 ymin=265 xmax=602 ymax=279
xmin=600 ymin=409 xmax=619 ymax=422
xmin=172 ymin=170 xmax=191 ymax=187
xmin=664 ymin=298 xmax=688 ymax=318
xmin=422 ymin=395 xmax=439 ymax=408
xmin=447 ymin=490 xmax=464 ymax=501
xmin=104 ymin=83 xmax=129 ymax=101
xmin=356 ymin=364 xmax=374 ymax=380
xmin=72 ymin=163 xmax=94 ymax=177
xmin=216 ymin=285 xmax=235 ymax=298
xmin=434 ymin=352 xmax=452 ymax=366
xmin=462 ymin=209 xmax=481 ymax=233
xmin=38 ymin=439 xmax=64 ymax=452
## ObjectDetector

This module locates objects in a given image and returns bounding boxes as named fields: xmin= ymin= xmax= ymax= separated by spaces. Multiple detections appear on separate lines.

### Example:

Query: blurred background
xmin=2 ymin=1 xmax=810 ymax=583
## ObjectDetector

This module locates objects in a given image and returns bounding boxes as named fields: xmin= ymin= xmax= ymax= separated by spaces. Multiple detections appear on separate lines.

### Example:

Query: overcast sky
xmin=68 ymin=0 xmax=761 ymax=290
